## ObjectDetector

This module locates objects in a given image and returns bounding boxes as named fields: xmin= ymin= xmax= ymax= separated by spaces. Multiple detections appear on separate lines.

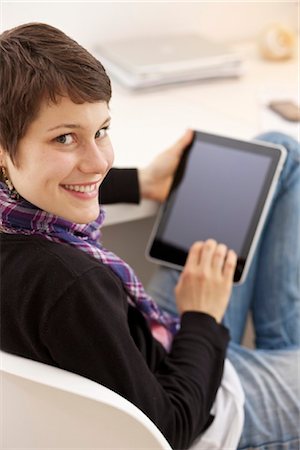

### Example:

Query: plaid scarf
xmin=0 ymin=183 xmax=180 ymax=350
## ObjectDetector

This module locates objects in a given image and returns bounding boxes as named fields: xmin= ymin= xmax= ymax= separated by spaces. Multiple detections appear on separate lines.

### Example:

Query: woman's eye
xmin=55 ymin=134 xmax=74 ymax=145
xmin=95 ymin=127 xmax=109 ymax=140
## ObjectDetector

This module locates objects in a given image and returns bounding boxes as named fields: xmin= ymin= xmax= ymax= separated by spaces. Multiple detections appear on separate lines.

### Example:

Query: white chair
xmin=0 ymin=350 xmax=172 ymax=449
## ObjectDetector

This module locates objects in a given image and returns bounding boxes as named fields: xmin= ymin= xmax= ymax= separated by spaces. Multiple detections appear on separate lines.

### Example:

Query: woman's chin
xmin=73 ymin=212 xmax=100 ymax=224
xmin=56 ymin=206 xmax=100 ymax=224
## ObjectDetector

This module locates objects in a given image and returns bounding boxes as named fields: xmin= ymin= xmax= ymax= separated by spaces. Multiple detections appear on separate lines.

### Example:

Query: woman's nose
xmin=79 ymin=142 xmax=110 ymax=174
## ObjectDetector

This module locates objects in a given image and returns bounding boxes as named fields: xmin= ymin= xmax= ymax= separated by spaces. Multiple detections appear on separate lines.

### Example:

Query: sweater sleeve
xmin=42 ymin=266 xmax=229 ymax=450
xmin=99 ymin=168 xmax=140 ymax=204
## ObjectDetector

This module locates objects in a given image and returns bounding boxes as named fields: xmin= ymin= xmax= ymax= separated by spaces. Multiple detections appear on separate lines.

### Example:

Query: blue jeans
xmin=147 ymin=132 xmax=300 ymax=450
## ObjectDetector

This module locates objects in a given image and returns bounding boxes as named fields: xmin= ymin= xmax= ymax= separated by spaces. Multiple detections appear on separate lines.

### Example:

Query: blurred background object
xmin=95 ymin=33 xmax=244 ymax=90
xmin=258 ymin=23 xmax=296 ymax=61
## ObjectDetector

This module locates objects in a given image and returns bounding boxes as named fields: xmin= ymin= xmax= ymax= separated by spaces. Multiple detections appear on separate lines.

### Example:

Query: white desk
xmin=103 ymin=41 xmax=298 ymax=226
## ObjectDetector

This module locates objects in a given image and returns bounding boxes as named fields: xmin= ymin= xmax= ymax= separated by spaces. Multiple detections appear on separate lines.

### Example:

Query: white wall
xmin=1 ymin=1 xmax=298 ymax=53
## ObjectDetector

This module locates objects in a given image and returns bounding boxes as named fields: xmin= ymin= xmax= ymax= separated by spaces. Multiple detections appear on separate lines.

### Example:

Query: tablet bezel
xmin=146 ymin=130 xmax=287 ymax=284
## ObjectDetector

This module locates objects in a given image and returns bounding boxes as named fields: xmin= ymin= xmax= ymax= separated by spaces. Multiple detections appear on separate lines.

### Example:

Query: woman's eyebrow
xmin=101 ymin=117 xmax=111 ymax=127
xmin=47 ymin=116 xmax=111 ymax=132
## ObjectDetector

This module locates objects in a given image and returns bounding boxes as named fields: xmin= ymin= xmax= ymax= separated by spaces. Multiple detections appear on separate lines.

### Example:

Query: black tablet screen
xmin=162 ymin=140 xmax=271 ymax=253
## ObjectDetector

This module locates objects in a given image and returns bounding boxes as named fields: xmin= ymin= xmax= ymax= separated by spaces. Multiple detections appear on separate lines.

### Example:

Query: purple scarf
xmin=0 ymin=183 xmax=180 ymax=350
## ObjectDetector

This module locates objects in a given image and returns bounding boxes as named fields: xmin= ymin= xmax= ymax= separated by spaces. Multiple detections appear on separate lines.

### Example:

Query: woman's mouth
xmin=63 ymin=183 xmax=98 ymax=193
xmin=61 ymin=182 xmax=100 ymax=199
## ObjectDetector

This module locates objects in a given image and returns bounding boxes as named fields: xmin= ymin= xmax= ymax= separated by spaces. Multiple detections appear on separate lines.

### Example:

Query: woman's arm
xmin=43 ymin=265 xmax=229 ymax=449
xmin=99 ymin=168 xmax=140 ymax=204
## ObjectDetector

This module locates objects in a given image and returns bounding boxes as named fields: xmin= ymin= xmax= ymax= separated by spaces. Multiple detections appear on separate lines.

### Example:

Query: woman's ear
xmin=0 ymin=146 xmax=9 ymax=169
xmin=0 ymin=146 xmax=6 ymax=167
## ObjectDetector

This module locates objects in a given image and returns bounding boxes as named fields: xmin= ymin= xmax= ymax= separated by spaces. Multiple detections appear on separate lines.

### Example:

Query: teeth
xmin=64 ymin=183 xmax=97 ymax=193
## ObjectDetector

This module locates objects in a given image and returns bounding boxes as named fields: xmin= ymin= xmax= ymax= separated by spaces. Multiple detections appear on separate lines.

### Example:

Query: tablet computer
xmin=146 ymin=130 xmax=287 ymax=284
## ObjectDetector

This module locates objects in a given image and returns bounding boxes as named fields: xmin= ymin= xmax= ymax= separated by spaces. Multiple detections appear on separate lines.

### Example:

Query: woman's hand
xmin=175 ymin=240 xmax=237 ymax=323
xmin=138 ymin=129 xmax=194 ymax=202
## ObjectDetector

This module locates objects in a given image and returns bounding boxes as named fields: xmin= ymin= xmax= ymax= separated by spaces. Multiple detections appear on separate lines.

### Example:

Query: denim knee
xmin=255 ymin=131 xmax=300 ymax=161
xmin=255 ymin=131 xmax=300 ymax=192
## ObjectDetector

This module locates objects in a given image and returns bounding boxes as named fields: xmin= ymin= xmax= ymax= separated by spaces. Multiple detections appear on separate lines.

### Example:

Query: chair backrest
xmin=0 ymin=350 xmax=172 ymax=449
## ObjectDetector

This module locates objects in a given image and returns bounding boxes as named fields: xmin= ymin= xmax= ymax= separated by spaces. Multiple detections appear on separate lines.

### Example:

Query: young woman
xmin=0 ymin=23 xmax=299 ymax=450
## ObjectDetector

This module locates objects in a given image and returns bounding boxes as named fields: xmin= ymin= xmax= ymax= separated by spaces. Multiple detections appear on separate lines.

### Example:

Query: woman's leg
xmin=249 ymin=132 xmax=300 ymax=349
xmin=227 ymin=344 xmax=300 ymax=450
xmin=227 ymin=132 xmax=300 ymax=449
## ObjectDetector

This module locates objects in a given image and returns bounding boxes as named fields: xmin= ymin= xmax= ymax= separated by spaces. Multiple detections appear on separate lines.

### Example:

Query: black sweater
xmin=0 ymin=169 xmax=229 ymax=449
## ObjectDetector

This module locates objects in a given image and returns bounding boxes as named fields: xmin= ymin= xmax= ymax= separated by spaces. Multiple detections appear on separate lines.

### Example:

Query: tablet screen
xmin=147 ymin=131 xmax=286 ymax=283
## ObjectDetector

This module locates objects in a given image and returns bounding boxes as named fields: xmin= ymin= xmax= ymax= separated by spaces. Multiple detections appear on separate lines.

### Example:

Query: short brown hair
xmin=0 ymin=22 xmax=111 ymax=164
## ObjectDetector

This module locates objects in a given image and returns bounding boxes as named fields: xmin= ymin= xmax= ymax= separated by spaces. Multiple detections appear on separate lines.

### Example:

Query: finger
xmin=199 ymin=239 xmax=217 ymax=271
xmin=211 ymin=243 xmax=228 ymax=271
xmin=223 ymin=250 xmax=238 ymax=280
xmin=185 ymin=241 xmax=204 ymax=267
xmin=173 ymin=129 xmax=194 ymax=156
xmin=182 ymin=128 xmax=194 ymax=145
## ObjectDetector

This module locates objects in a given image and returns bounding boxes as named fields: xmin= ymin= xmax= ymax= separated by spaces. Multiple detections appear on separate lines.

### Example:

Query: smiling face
xmin=1 ymin=97 xmax=114 ymax=224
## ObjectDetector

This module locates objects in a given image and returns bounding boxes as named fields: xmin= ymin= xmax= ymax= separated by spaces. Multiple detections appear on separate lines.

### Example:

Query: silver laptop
xmin=95 ymin=34 xmax=243 ymax=89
